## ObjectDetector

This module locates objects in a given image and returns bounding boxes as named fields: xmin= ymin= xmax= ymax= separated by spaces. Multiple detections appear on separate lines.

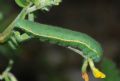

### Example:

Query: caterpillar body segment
xmin=15 ymin=19 xmax=103 ymax=62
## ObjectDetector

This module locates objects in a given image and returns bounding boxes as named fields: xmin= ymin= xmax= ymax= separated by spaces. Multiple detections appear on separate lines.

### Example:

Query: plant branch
xmin=0 ymin=4 xmax=31 ymax=43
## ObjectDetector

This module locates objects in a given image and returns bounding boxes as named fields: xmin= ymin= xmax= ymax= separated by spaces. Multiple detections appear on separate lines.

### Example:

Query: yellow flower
xmin=88 ymin=58 xmax=106 ymax=79
xmin=92 ymin=68 xmax=106 ymax=78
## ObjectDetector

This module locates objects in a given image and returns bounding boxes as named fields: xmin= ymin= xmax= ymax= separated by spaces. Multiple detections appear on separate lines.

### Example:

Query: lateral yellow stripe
xmin=21 ymin=26 xmax=99 ymax=56
xmin=39 ymin=35 xmax=98 ymax=54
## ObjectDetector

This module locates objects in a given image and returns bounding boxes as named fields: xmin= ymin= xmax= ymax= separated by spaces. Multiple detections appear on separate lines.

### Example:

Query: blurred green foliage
xmin=101 ymin=58 xmax=120 ymax=81
xmin=0 ymin=12 xmax=3 ymax=21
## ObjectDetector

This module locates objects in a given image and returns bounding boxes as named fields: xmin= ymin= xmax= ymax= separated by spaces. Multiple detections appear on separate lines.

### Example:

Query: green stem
xmin=4 ymin=75 xmax=10 ymax=81
xmin=27 ymin=6 xmax=38 ymax=13
xmin=27 ymin=5 xmax=42 ymax=13
xmin=82 ymin=59 xmax=88 ymax=73
xmin=8 ymin=73 xmax=18 ymax=81
xmin=0 ymin=5 xmax=31 ymax=43
xmin=88 ymin=58 xmax=95 ymax=71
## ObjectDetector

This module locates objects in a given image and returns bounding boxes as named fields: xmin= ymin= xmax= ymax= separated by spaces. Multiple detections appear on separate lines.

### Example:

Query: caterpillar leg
xmin=7 ymin=40 xmax=17 ymax=50
xmin=13 ymin=31 xmax=31 ymax=42
xmin=7 ymin=31 xmax=31 ymax=49
xmin=7 ymin=35 xmax=20 ymax=49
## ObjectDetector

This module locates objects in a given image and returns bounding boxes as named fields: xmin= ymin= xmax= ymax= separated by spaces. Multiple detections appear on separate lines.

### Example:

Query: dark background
xmin=0 ymin=0 xmax=120 ymax=81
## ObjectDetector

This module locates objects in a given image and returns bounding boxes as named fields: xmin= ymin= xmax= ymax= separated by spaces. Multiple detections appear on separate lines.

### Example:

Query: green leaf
xmin=15 ymin=0 xmax=30 ymax=8
xmin=101 ymin=58 xmax=120 ymax=81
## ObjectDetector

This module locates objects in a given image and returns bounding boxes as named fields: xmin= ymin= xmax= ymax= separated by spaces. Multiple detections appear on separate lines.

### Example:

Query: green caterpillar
xmin=0 ymin=1 xmax=105 ymax=81
xmin=15 ymin=19 xmax=103 ymax=62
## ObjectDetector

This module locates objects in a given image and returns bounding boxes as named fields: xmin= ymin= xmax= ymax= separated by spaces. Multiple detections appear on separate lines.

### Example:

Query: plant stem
xmin=27 ymin=5 xmax=41 ymax=13
xmin=82 ymin=60 xmax=88 ymax=73
xmin=0 ymin=5 xmax=31 ymax=43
